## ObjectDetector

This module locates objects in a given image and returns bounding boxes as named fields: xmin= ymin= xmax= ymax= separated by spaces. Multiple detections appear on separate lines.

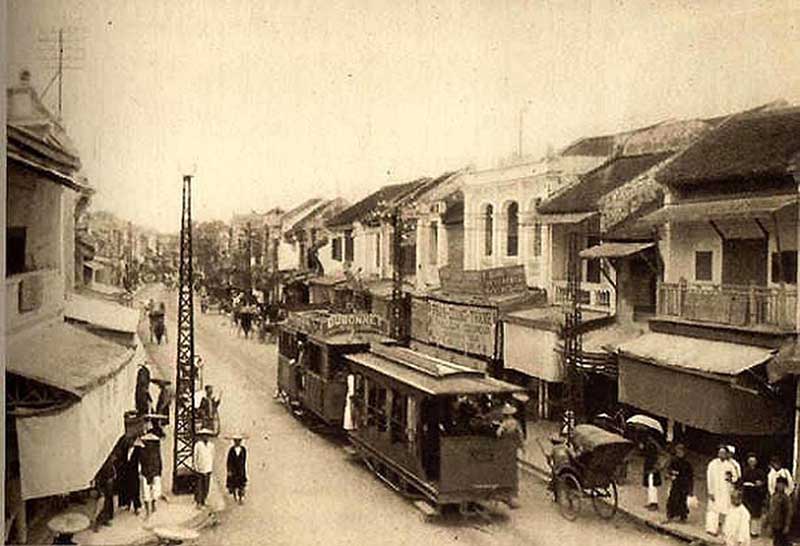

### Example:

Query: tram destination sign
xmin=426 ymin=300 xmax=498 ymax=357
xmin=288 ymin=312 xmax=387 ymax=337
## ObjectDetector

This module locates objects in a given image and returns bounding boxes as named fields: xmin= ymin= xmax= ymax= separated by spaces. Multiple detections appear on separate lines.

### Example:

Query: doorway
xmin=722 ymin=238 xmax=767 ymax=286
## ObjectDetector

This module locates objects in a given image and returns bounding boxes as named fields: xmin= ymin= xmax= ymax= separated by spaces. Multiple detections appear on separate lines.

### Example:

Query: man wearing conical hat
xmin=226 ymin=434 xmax=248 ymax=504
xmin=140 ymin=432 xmax=163 ymax=518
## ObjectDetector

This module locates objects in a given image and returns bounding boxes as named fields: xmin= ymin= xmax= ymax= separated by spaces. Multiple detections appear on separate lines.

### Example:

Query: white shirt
xmin=768 ymin=467 xmax=795 ymax=496
xmin=233 ymin=446 xmax=242 ymax=456
xmin=722 ymin=504 xmax=751 ymax=546
xmin=194 ymin=441 xmax=215 ymax=474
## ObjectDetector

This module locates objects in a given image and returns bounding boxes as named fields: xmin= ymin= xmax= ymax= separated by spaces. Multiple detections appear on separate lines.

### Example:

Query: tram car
xmin=342 ymin=343 xmax=524 ymax=515
xmin=276 ymin=310 xmax=391 ymax=426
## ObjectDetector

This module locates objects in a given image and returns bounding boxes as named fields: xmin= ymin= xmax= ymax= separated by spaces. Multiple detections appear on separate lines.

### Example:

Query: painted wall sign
xmin=426 ymin=300 xmax=498 ymax=357
xmin=439 ymin=265 xmax=527 ymax=296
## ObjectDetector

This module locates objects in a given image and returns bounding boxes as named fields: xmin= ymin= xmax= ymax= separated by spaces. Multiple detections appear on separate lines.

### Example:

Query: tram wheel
xmin=591 ymin=481 xmax=618 ymax=520
xmin=556 ymin=473 xmax=582 ymax=521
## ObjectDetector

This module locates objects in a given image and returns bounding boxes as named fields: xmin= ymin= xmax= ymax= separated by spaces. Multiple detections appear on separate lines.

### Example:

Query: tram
xmin=342 ymin=343 xmax=524 ymax=515
xmin=276 ymin=310 xmax=391 ymax=426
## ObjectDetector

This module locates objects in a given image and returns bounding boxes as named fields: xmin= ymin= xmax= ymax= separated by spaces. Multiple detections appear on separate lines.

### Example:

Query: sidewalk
xmin=72 ymin=290 xmax=226 ymax=545
xmin=519 ymin=420 xmax=771 ymax=545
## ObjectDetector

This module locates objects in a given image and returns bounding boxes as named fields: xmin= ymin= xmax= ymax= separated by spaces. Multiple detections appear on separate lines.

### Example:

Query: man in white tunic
xmin=707 ymin=445 xmax=741 ymax=535
xmin=722 ymin=489 xmax=751 ymax=546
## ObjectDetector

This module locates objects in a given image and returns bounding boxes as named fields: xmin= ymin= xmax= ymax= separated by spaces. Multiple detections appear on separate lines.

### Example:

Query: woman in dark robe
xmin=665 ymin=443 xmax=694 ymax=522
xmin=118 ymin=436 xmax=143 ymax=514
xmin=226 ymin=436 xmax=248 ymax=504
xmin=739 ymin=452 xmax=766 ymax=537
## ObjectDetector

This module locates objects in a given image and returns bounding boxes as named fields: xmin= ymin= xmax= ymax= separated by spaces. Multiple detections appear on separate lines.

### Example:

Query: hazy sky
xmin=8 ymin=0 xmax=800 ymax=232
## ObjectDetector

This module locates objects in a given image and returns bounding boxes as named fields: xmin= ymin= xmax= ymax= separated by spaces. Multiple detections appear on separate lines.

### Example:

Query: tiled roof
xmin=326 ymin=179 xmax=427 ymax=229
xmin=538 ymin=152 xmax=671 ymax=214
xmin=656 ymin=107 xmax=800 ymax=187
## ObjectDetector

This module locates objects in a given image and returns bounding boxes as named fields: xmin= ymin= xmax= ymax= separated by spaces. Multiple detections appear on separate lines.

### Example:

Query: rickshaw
xmin=546 ymin=424 xmax=634 ymax=521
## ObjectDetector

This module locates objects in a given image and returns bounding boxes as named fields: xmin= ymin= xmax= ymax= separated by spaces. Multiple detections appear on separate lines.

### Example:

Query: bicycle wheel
xmin=556 ymin=473 xmax=582 ymax=521
xmin=591 ymin=480 xmax=618 ymax=520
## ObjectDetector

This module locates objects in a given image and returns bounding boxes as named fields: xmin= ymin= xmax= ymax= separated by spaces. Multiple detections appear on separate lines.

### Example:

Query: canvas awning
xmin=579 ymin=242 xmax=655 ymax=260
xmin=616 ymin=332 xmax=775 ymax=377
xmin=503 ymin=322 xmax=564 ymax=382
xmin=617 ymin=333 xmax=787 ymax=435
xmin=536 ymin=211 xmax=598 ymax=225
xmin=641 ymin=194 xmax=797 ymax=226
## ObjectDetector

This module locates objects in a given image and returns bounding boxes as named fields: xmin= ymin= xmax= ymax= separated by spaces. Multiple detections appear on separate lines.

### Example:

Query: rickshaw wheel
xmin=556 ymin=473 xmax=582 ymax=521
xmin=591 ymin=480 xmax=618 ymax=520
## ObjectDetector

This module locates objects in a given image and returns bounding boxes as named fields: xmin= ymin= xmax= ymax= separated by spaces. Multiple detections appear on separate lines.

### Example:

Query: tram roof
xmin=344 ymin=345 xmax=524 ymax=396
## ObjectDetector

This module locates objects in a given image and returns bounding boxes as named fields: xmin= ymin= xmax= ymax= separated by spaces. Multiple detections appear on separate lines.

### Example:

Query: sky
xmin=8 ymin=0 xmax=800 ymax=232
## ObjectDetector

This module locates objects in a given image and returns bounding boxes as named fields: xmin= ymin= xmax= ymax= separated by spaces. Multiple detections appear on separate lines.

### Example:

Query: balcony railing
xmin=657 ymin=280 xmax=797 ymax=330
xmin=552 ymin=280 xmax=613 ymax=310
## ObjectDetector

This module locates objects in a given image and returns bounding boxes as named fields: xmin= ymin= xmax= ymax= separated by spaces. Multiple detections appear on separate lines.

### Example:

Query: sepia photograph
xmin=5 ymin=1 xmax=800 ymax=544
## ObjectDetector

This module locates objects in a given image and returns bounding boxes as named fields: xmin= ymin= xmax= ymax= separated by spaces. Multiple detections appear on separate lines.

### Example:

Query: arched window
xmin=506 ymin=202 xmax=519 ymax=256
xmin=483 ymin=204 xmax=494 ymax=256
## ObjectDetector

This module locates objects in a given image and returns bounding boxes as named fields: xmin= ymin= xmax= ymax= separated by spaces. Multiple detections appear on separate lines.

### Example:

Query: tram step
xmin=342 ymin=445 xmax=358 ymax=457
xmin=413 ymin=500 xmax=438 ymax=518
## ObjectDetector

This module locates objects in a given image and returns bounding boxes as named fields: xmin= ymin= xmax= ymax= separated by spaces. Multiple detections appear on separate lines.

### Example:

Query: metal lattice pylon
xmin=563 ymin=231 xmax=585 ymax=419
xmin=172 ymin=175 xmax=197 ymax=493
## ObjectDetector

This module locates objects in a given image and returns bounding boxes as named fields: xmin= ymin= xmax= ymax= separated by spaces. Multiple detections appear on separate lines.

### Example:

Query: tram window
xmin=390 ymin=391 xmax=407 ymax=444
xmin=376 ymin=387 xmax=388 ymax=433
xmin=366 ymin=383 xmax=378 ymax=427
xmin=306 ymin=344 xmax=322 ymax=375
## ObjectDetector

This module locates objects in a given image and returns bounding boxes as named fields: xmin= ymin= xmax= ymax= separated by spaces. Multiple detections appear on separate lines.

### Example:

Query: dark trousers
xmin=195 ymin=472 xmax=211 ymax=505
xmin=773 ymin=530 xmax=790 ymax=546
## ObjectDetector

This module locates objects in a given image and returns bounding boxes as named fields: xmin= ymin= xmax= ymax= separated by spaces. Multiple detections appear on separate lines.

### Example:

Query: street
xmin=145 ymin=287 xmax=680 ymax=546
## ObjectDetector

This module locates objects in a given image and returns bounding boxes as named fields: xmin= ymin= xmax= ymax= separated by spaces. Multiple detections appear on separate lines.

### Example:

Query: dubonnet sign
xmin=426 ymin=300 xmax=498 ymax=357
xmin=288 ymin=312 xmax=387 ymax=337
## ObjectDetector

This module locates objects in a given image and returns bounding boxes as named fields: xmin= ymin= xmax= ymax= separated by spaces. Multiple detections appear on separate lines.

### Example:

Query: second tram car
xmin=276 ymin=310 xmax=391 ymax=426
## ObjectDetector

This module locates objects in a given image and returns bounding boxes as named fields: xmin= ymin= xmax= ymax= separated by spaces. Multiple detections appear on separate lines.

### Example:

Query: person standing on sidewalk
xmin=740 ymin=453 xmax=766 ymax=538
xmin=768 ymin=476 xmax=793 ymax=546
xmin=226 ymin=434 xmax=248 ymax=504
xmin=140 ymin=432 xmax=163 ymax=518
xmin=723 ymin=489 xmax=752 ymax=546
xmin=118 ymin=436 xmax=144 ymax=514
xmin=641 ymin=436 xmax=662 ymax=511
xmin=194 ymin=429 xmax=215 ymax=508
xmin=664 ymin=443 xmax=694 ymax=523
xmin=768 ymin=456 xmax=795 ymax=498
xmin=707 ymin=445 xmax=741 ymax=535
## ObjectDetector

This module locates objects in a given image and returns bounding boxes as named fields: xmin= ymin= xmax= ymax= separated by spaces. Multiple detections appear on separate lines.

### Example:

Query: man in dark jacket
xmin=768 ymin=476 xmax=794 ymax=546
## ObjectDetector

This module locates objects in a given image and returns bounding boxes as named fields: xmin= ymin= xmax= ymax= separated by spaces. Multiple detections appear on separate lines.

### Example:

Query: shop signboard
xmin=426 ymin=300 xmax=498 ymax=357
xmin=439 ymin=265 xmax=527 ymax=297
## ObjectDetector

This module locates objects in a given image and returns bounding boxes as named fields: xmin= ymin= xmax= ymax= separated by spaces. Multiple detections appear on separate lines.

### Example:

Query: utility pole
xmin=246 ymin=222 xmax=253 ymax=297
xmin=562 ymin=231 xmax=585 ymax=420
xmin=389 ymin=207 xmax=407 ymax=342
xmin=172 ymin=175 xmax=197 ymax=493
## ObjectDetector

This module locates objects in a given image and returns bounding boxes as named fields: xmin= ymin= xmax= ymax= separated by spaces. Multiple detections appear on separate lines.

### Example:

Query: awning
xmin=641 ymin=194 xmax=797 ymax=226
xmin=617 ymin=333 xmax=787 ymax=435
xmin=66 ymin=293 xmax=140 ymax=335
xmin=579 ymin=242 xmax=655 ymax=260
xmin=10 ymin=325 xmax=143 ymax=499
xmin=82 ymin=260 xmax=107 ymax=270
xmin=617 ymin=332 xmax=775 ymax=377
xmin=503 ymin=322 xmax=564 ymax=382
xmin=536 ymin=211 xmax=598 ymax=225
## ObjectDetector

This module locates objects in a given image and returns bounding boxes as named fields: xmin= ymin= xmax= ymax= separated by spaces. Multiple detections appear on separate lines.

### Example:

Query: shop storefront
xmin=618 ymin=332 xmax=793 ymax=459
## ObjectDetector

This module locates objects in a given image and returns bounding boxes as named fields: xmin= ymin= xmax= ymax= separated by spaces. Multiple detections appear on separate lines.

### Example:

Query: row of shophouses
xmin=266 ymin=101 xmax=800 ymax=481
xmin=6 ymin=73 xmax=147 ymax=543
